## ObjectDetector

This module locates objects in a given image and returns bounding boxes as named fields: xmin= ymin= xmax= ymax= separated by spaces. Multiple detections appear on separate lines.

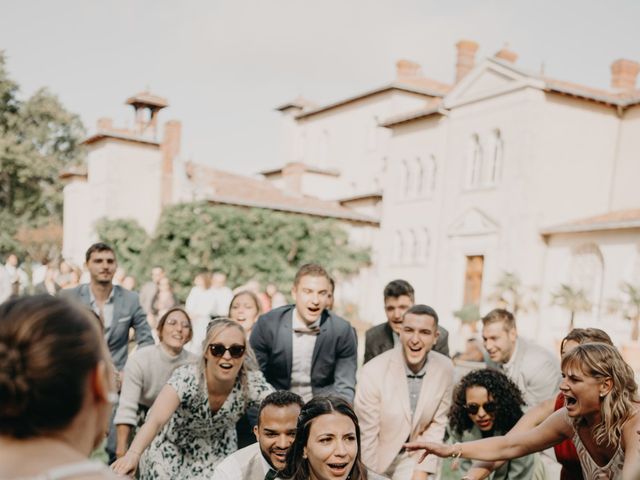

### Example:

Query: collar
xmin=503 ymin=338 xmax=520 ymax=369
xmin=404 ymin=353 xmax=429 ymax=378
xmin=259 ymin=447 xmax=277 ymax=475
xmin=292 ymin=308 xmax=321 ymax=330
xmin=88 ymin=284 xmax=115 ymax=304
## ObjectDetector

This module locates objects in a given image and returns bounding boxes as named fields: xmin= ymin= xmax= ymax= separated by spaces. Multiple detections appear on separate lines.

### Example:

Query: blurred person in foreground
xmin=213 ymin=390 xmax=304 ymax=480
xmin=112 ymin=318 xmax=273 ymax=479
xmin=0 ymin=295 xmax=119 ymax=479
xmin=281 ymin=395 xmax=388 ymax=480
xmin=404 ymin=342 xmax=640 ymax=479
xmin=114 ymin=307 xmax=198 ymax=459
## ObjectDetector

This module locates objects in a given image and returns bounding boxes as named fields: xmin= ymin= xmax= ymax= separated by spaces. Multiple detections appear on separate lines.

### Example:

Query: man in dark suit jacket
xmin=364 ymin=279 xmax=449 ymax=363
xmin=250 ymin=264 xmax=357 ymax=403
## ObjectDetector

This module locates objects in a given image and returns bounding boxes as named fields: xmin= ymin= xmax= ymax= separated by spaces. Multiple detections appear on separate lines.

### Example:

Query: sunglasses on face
xmin=208 ymin=343 xmax=246 ymax=358
xmin=464 ymin=402 xmax=497 ymax=415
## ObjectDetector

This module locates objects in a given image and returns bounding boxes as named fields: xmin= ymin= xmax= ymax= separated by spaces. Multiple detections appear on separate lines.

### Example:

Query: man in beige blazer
xmin=355 ymin=304 xmax=454 ymax=480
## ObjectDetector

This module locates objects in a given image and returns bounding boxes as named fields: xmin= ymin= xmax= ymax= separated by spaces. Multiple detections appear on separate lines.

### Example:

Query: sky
xmin=1 ymin=0 xmax=640 ymax=174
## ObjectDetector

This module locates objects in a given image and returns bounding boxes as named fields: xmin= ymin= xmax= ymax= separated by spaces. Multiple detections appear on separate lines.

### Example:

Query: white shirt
xmin=88 ymin=285 xmax=115 ymax=335
xmin=212 ymin=443 xmax=272 ymax=480
xmin=502 ymin=338 xmax=520 ymax=377
xmin=210 ymin=286 xmax=234 ymax=316
xmin=290 ymin=308 xmax=319 ymax=402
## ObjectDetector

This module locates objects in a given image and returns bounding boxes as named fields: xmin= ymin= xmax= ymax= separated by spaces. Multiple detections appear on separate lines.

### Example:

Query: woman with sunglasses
xmin=439 ymin=369 xmax=536 ymax=480
xmin=405 ymin=343 xmax=640 ymax=480
xmin=113 ymin=307 xmax=198 ymax=459
xmin=0 ymin=295 xmax=118 ymax=479
xmin=112 ymin=318 xmax=274 ymax=479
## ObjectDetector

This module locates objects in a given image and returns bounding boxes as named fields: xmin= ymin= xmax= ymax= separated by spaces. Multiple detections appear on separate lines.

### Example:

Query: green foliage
xmin=608 ymin=282 xmax=640 ymax=341
xmin=95 ymin=202 xmax=371 ymax=302
xmin=94 ymin=217 xmax=150 ymax=280
xmin=487 ymin=271 xmax=538 ymax=315
xmin=0 ymin=51 xmax=85 ymax=260
xmin=453 ymin=303 xmax=481 ymax=324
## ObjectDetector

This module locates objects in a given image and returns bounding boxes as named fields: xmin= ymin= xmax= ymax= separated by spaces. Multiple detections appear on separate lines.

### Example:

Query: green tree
xmin=487 ymin=271 xmax=538 ymax=315
xmin=0 ymin=51 xmax=85 ymax=258
xmin=551 ymin=284 xmax=591 ymax=332
xmin=109 ymin=202 xmax=371 ymax=302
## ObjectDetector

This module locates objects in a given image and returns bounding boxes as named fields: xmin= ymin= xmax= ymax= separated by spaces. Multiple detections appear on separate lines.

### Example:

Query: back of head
xmin=481 ymin=308 xmax=516 ymax=330
xmin=0 ymin=295 xmax=103 ymax=438
xmin=283 ymin=395 xmax=366 ymax=480
xmin=383 ymin=279 xmax=414 ymax=301
xmin=561 ymin=328 xmax=613 ymax=353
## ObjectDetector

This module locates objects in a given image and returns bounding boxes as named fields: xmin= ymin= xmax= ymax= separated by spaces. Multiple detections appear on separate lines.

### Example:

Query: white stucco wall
xmin=611 ymin=106 xmax=640 ymax=210
xmin=62 ymin=180 xmax=96 ymax=266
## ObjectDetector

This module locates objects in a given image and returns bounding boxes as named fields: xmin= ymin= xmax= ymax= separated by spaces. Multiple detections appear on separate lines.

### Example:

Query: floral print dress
xmin=139 ymin=364 xmax=273 ymax=479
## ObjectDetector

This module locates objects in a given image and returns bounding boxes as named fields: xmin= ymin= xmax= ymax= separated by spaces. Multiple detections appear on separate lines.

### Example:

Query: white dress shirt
xmin=290 ymin=308 xmax=319 ymax=402
xmin=212 ymin=443 xmax=272 ymax=480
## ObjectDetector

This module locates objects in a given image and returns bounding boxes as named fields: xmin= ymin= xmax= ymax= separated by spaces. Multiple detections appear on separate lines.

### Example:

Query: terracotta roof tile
xmin=541 ymin=209 xmax=640 ymax=235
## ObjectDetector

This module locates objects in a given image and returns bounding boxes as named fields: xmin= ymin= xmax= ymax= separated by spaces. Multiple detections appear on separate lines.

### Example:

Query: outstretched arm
xmin=405 ymin=408 xmax=570 ymax=463
xmin=111 ymin=384 xmax=180 ymax=475
xmin=622 ymin=412 xmax=640 ymax=480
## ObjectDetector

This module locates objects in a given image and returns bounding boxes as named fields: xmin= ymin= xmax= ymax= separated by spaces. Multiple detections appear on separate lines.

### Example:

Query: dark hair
xmin=560 ymin=328 xmax=613 ymax=354
xmin=229 ymin=290 xmax=262 ymax=316
xmin=282 ymin=395 xmax=368 ymax=480
xmin=293 ymin=264 xmax=331 ymax=287
xmin=383 ymin=279 xmax=414 ymax=301
xmin=449 ymin=369 xmax=525 ymax=436
xmin=85 ymin=242 xmax=115 ymax=263
xmin=0 ymin=295 xmax=105 ymax=438
xmin=404 ymin=304 xmax=439 ymax=326
xmin=329 ymin=277 xmax=335 ymax=293
xmin=157 ymin=307 xmax=193 ymax=343
xmin=257 ymin=390 xmax=304 ymax=426
xmin=481 ymin=308 xmax=516 ymax=330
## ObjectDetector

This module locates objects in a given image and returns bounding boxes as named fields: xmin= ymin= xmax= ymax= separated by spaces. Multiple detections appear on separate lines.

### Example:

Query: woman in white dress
xmin=185 ymin=272 xmax=217 ymax=354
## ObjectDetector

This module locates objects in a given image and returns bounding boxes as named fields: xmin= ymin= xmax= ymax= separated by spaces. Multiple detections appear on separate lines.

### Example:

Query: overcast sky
xmin=2 ymin=0 xmax=640 ymax=174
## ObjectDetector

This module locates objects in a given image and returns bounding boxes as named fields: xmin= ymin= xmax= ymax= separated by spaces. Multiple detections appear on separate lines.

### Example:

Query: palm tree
xmin=608 ymin=282 xmax=640 ymax=342
xmin=453 ymin=303 xmax=481 ymax=332
xmin=551 ymin=284 xmax=592 ymax=332
xmin=487 ymin=271 xmax=538 ymax=315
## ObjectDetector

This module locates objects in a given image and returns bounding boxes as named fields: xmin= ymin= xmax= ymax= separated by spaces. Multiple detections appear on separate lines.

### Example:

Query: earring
xmin=600 ymin=393 xmax=606 ymax=398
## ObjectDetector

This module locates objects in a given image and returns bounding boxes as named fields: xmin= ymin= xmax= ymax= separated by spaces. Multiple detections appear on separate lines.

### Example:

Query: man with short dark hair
xmin=356 ymin=304 xmax=453 ymax=480
xmin=60 ymin=242 xmax=154 ymax=463
xmin=213 ymin=391 xmax=304 ymax=480
xmin=364 ymin=279 xmax=449 ymax=363
xmin=481 ymin=308 xmax=559 ymax=408
xmin=250 ymin=263 xmax=358 ymax=402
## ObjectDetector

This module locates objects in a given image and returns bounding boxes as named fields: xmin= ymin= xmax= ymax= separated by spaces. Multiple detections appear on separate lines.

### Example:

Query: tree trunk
xmin=632 ymin=315 xmax=639 ymax=342
xmin=569 ymin=311 xmax=575 ymax=332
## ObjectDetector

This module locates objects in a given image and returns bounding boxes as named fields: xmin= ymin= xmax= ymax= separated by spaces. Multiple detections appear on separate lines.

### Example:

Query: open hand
xmin=111 ymin=450 xmax=140 ymax=476
xmin=403 ymin=441 xmax=455 ymax=463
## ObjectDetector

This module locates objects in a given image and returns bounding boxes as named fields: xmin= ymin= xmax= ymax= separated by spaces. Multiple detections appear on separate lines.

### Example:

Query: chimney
xmin=161 ymin=120 xmax=181 ymax=206
xmin=282 ymin=162 xmax=305 ymax=195
xmin=495 ymin=46 xmax=518 ymax=64
xmin=455 ymin=40 xmax=479 ymax=83
xmin=97 ymin=117 xmax=113 ymax=131
xmin=610 ymin=59 xmax=640 ymax=91
xmin=396 ymin=59 xmax=422 ymax=80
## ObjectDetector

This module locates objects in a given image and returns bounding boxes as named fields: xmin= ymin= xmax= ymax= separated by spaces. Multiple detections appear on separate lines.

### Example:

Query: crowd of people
xmin=1 ymin=243 xmax=639 ymax=480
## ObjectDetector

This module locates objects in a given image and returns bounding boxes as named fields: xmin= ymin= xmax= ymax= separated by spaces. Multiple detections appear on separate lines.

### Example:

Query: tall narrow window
xmin=424 ymin=155 xmax=437 ymax=194
xmin=467 ymin=134 xmax=483 ymax=189
xmin=407 ymin=229 xmax=418 ymax=263
xmin=489 ymin=129 xmax=503 ymax=185
xmin=416 ymin=228 xmax=431 ymax=263
xmin=394 ymin=231 xmax=404 ymax=264
xmin=414 ymin=158 xmax=424 ymax=196
xmin=401 ymin=159 xmax=412 ymax=198
xmin=569 ymin=244 xmax=604 ymax=316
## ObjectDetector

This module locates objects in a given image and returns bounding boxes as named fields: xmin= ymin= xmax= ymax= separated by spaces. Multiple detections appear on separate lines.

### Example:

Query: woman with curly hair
xmin=439 ymin=369 xmax=536 ymax=480
xmin=112 ymin=318 xmax=274 ymax=479
xmin=405 ymin=343 xmax=640 ymax=480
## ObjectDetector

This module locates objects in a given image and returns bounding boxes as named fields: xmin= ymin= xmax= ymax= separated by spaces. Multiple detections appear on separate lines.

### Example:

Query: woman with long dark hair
xmin=281 ymin=395 xmax=386 ymax=480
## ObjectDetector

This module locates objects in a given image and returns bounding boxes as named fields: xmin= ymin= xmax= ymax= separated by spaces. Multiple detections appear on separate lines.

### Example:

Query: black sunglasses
xmin=208 ymin=343 xmax=246 ymax=358
xmin=464 ymin=402 xmax=497 ymax=415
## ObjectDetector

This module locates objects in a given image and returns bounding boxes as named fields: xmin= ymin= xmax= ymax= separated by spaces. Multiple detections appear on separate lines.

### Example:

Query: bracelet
xmin=451 ymin=443 xmax=462 ymax=459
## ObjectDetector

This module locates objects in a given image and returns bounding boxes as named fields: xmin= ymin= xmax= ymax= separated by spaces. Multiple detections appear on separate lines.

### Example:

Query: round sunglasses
xmin=208 ymin=343 xmax=246 ymax=358
xmin=464 ymin=401 xmax=497 ymax=415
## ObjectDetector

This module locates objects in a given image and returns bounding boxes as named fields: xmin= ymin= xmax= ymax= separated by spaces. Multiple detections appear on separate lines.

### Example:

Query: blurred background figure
xmin=229 ymin=290 xmax=262 ymax=338
xmin=266 ymin=282 xmax=287 ymax=310
xmin=185 ymin=272 xmax=217 ymax=354
xmin=57 ymin=260 xmax=73 ymax=289
xmin=113 ymin=267 xmax=127 ymax=286
xmin=139 ymin=266 xmax=165 ymax=318
xmin=122 ymin=275 xmax=136 ymax=291
xmin=439 ymin=369 xmax=537 ymax=480
xmin=3 ymin=253 xmax=29 ymax=295
xmin=34 ymin=262 xmax=61 ymax=296
xmin=0 ymin=295 xmax=117 ymax=478
xmin=114 ymin=308 xmax=197 ymax=460
xmin=211 ymin=271 xmax=234 ymax=316
xmin=151 ymin=277 xmax=177 ymax=327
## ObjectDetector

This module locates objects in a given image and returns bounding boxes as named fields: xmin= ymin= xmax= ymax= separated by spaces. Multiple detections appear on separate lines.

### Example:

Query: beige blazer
xmin=354 ymin=346 xmax=454 ymax=475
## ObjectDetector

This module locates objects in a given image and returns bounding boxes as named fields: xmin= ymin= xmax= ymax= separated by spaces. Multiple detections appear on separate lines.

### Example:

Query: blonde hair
xmin=200 ymin=318 xmax=258 ymax=407
xmin=562 ymin=343 xmax=638 ymax=447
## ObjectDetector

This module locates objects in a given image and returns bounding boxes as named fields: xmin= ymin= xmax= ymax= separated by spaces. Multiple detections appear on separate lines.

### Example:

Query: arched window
xmin=415 ymin=228 xmax=431 ymax=263
xmin=401 ymin=159 xmax=412 ymax=198
xmin=467 ymin=134 xmax=483 ymax=188
xmin=488 ymin=129 xmax=503 ymax=185
xmin=406 ymin=229 xmax=418 ymax=264
xmin=424 ymin=155 xmax=437 ymax=194
xmin=394 ymin=230 xmax=404 ymax=264
xmin=569 ymin=244 xmax=604 ymax=316
xmin=414 ymin=158 xmax=423 ymax=196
